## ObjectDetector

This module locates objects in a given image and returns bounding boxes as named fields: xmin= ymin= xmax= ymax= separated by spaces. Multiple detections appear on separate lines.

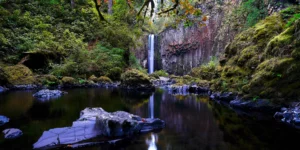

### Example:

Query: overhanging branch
xmin=157 ymin=0 xmax=179 ymax=15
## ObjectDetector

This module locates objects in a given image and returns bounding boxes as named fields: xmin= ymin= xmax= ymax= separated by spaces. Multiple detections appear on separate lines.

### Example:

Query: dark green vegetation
xmin=191 ymin=6 xmax=300 ymax=103
xmin=0 ymin=0 xmax=143 ymax=84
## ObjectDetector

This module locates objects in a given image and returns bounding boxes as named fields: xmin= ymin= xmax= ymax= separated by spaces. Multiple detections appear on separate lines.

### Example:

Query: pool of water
xmin=0 ymin=88 xmax=300 ymax=150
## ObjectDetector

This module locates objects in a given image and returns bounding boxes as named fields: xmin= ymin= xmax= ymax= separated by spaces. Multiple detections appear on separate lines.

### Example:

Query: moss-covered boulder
xmin=120 ymin=69 xmax=154 ymax=90
xmin=88 ymin=75 xmax=98 ymax=82
xmin=97 ymin=76 xmax=112 ymax=83
xmin=36 ymin=75 xmax=60 ymax=87
xmin=61 ymin=77 xmax=77 ymax=86
xmin=3 ymin=65 xmax=35 ymax=85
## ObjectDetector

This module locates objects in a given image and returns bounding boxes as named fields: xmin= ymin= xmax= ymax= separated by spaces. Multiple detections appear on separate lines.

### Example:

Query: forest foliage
xmin=0 ymin=0 xmax=143 ymax=78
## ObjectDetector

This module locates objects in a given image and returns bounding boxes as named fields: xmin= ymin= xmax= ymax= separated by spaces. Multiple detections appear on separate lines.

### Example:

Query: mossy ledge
xmin=191 ymin=7 xmax=300 ymax=104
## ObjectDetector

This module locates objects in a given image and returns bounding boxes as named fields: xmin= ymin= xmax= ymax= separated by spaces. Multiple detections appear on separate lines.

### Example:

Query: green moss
xmin=264 ymin=27 xmax=294 ymax=57
xmin=97 ymin=76 xmax=112 ymax=83
xmin=121 ymin=69 xmax=151 ymax=86
xmin=88 ymin=75 xmax=98 ymax=82
xmin=61 ymin=76 xmax=76 ymax=85
xmin=3 ymin=65 xmax=35 ymax=85
xmin=151 ymin=70 xmax=169 ymax=77
xmin=36 ymin=75 xmax=60 ymax=86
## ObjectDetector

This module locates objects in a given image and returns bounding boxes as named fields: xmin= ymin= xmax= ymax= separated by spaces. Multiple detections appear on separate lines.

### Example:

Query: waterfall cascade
xmin=148 ymin=34 xmax=155 ymax=74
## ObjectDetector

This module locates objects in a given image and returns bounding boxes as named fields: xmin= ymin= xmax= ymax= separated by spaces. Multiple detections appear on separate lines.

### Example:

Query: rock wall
xmin=158 ymin=0 xmax=242 ymax=75
xmin=132 ymin=0 xmax=293 ymax=75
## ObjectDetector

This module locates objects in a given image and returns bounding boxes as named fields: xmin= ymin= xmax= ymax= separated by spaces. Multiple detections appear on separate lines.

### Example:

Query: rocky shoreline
xmin=1 ymin=75 xmax=298 ymax=130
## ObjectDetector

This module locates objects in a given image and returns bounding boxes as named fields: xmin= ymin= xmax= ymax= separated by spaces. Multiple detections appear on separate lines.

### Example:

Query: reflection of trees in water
xmin=210 ymin=101 xmax=300 ymax=150
xmin=133 ymin=93 xmax=228 ymax=150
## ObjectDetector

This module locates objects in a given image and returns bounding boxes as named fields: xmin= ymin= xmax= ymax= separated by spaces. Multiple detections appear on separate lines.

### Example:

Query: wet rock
xmin=274 ymin=104 xmax=300 ymax=128
xmin=152 ymin=77 xmax=173 ymax=87
xmin=166 ymin=85 xmax=189 ymax=95
xmin=0 ymin=86 xmax=8 ymax=93
xmin=33 ymin=89 xmax=67 ymax=100
xmin=33 ymin=107 xmax=165 ymax=149
xmin=0 ymin=115 xmax=9 ymax=126
xmin=12 ymin=84 xmax=38 ymax=90
xmin=230 ymin=99 xmax=280 ymax=112
xmin=210 ymin=92 xmax=236 ymax=102
xmin=188 ymin=85 xmax=210 ymax=93
xmin=2 ymin=128 xmax=23 ymax=139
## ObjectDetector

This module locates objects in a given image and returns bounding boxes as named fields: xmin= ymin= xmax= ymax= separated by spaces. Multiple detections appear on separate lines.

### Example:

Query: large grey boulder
xmin=33 ymin=107 xmax=165 ymax=149
xmin=0 ymin=115 xmax=9 ymax=126
xmin=2 ymin=128 xmax=23 ymax=139
xmin=33 ymin=89 xmax=67 ymax=100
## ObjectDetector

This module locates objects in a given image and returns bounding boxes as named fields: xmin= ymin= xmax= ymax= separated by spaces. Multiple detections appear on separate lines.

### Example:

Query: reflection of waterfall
xmin=149 ymin=95 xmax=154 ymax=119
xmin=148 ymin=34 xmax=155 ymax=74
xmin=147 ymin=94 xmax=157 ymax=150
xmin=146 ymin=134 xmax=158 ymax=150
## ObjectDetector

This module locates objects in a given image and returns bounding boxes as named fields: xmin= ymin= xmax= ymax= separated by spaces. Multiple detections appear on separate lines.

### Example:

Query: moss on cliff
xmin=193 ymin=7 xmax=300 ymax=103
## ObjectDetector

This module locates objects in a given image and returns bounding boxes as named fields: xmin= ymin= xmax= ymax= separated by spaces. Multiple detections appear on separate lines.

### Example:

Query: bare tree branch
xmin=157 ymin=0 xmax=179 ymax=15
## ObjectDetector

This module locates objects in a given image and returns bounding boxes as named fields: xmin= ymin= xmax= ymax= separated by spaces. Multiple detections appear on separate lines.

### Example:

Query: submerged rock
xmin=0 ymin=115 xmax=9 ymax=126
xmin=33 ymin=107 xmax=165 ymax=149
xmin=33 ymin=89 xmax=67 ymax=100
xmin=2 ymin=128 xmax=23 ymax=139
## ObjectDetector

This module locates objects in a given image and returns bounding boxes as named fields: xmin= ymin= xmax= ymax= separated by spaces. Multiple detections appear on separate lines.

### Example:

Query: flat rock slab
xmin=33 ymin=89 xmax=67 ymax=100
xmin=2 ymin=128 xmax=23 ymax=139
xmin=0 ymin=115 xmax=9 ymax=126
xmin=33 ymin=107 xmax=165 ymax=149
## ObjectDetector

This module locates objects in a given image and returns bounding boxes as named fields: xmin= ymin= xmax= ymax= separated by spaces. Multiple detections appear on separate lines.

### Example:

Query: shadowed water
xmin=0 ymin=88 xmax=300 ymax=150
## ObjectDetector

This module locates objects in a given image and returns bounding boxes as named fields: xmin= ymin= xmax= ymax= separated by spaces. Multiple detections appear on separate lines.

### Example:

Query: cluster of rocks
xmin=274 ymin=103 xmax=300 ymax=129
xmin=0 ymin=115 xmax=23 ymax=139
xmin=33 ymin=107 xmax=165 ymax=149
xmin=33 ymin=89 xmax=68 ymax=100
xmin=209 ymin=92 xmax=280 ymax=113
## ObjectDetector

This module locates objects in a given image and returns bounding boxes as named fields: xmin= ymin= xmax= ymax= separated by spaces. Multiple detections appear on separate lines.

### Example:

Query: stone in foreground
xmin=2 ymin=128 xmax=23 ymax=139
xmin=33 ymin=107 xmax=165 ymax=149
xmin=33 ymin=89 xmax=67 ymax=100
xmin=0 ymin=115 xmax=9 ymax=126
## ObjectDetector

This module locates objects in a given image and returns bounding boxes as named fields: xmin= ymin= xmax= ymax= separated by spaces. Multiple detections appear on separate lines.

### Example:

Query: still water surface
xmin=0 ymin=88 xmax=299 ymax=150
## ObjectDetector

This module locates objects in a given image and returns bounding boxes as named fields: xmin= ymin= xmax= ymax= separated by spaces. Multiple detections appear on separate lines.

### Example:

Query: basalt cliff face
xmin=133 ymin=0 xmax=293 ymax=75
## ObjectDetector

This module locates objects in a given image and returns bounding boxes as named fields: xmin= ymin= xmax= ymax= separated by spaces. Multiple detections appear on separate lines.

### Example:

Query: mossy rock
xmin=3 ymin=65 xmax=35 ymax=85
xmin=197 ymin=80 xmax=210 ymax=88
xmin=36 ymin=75 xmax=60 ymax=86
xmin=97 ymin=76 xmax=112 ymax=83
xmin=88 ymin=75 xmax=98 ymax=82
xmin=61 ymin=76 xmax=77 ymax=86
xmin=151 ymin=70 xmax=169 ymax=77
xmin=120 ymin=69 xmax=154 ymax=90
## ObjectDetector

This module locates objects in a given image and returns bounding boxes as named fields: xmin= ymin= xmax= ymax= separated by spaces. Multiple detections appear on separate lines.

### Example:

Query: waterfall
xmin=148 ymin=34 xmax=155 ymax=74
